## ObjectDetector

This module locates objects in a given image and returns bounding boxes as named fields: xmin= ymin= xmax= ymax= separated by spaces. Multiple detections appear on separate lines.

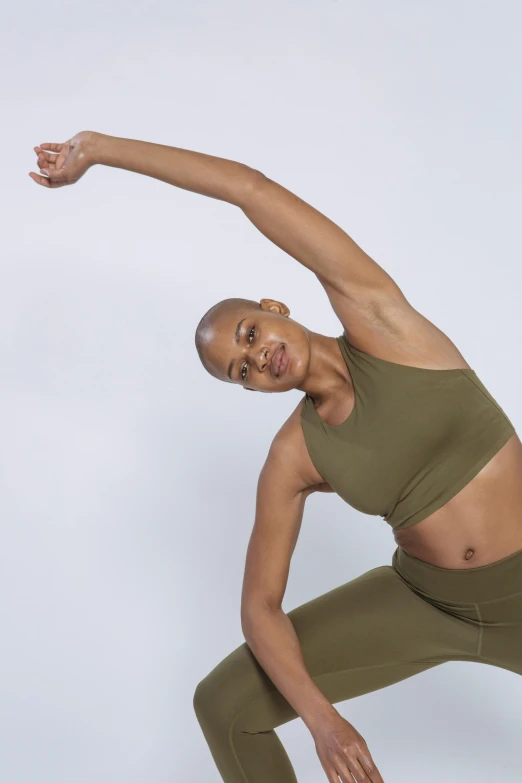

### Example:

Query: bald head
xmin=195 ymin=298 xmax=262 ymax=379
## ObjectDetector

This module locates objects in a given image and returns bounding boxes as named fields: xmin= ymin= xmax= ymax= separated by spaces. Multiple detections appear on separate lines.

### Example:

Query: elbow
xmin=237 ymin=168 xmax=267 ymax=209
xmin=241 ymin=601 xmax=280 ymax=631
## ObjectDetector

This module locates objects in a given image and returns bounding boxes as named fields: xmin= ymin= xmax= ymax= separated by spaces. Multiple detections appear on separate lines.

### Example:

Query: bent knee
xmin=193 ymin=640 xmax=272 ymax=723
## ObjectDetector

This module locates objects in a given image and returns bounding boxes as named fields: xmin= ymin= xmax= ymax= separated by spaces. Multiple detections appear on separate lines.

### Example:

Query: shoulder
xmin=264 ymin=397 xmax=326 ymax=493
xmin=320 ymin=277 xmax=472 ymax=370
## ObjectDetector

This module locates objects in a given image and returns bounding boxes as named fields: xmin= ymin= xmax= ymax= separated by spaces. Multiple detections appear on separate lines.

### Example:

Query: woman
xmin=30 ymin=131 xmax=522 ymax=783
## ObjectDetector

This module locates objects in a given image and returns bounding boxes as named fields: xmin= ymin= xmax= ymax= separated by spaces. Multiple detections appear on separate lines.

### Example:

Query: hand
xmin=29 ymin=130 xmax=97 ymax=188
xmin=312 ymin=712 xmax=385 ymax=782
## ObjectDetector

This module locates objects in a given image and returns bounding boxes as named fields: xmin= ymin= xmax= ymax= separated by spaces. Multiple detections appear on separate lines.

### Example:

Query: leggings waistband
xmin=392 ymin=544 xmax=522 ymax=604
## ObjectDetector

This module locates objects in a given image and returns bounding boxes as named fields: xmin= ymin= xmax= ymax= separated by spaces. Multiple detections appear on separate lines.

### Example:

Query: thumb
xmin=42 ymin=166 xmax=67 ymax=180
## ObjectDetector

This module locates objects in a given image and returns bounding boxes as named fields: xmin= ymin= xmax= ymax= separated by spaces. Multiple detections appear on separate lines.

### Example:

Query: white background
xmin=2 ymin=1 xmax=521 ymax=781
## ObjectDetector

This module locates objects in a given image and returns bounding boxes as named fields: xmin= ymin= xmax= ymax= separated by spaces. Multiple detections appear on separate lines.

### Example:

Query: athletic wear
xmin=193 ymin=330 xmax=522 ymax=781
xmin=193 ymin=544 xmax=522 ymax=782
xmin=300 ymin=333 xmax=516 ymax=531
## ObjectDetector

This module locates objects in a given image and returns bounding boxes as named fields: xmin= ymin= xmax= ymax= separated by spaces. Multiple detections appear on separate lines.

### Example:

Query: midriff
xmin=394 ymin=432 xmax=522 ymax=569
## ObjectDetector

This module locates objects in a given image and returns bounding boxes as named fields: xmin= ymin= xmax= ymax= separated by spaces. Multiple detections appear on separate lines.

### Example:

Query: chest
xmin=300 ymin=368 xmax=505 ymax=519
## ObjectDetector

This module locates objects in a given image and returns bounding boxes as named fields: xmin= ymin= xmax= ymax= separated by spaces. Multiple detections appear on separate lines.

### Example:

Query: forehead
xmin=204 ymin=306 xmax=254 ymax=378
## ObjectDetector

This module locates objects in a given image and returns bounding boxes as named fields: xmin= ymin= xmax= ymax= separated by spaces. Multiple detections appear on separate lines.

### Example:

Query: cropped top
xmin=300 ymin=333 xmax=516 ymax=531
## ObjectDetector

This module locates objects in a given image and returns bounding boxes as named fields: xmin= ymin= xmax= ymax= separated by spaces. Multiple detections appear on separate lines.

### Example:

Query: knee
xmin=193 ymin=643 xmax=268 ymax=728
xmin=192 ymin=652 xmax=245 ymax=727
xmin=193 ymin=671 xmax=219 ymax=722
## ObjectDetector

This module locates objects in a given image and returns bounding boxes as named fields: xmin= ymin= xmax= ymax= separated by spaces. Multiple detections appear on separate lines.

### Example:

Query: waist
xmin=394 ymin=433 xmax=522 ymax=568
xmin=392 ymin=542 xmax=522 ymax=604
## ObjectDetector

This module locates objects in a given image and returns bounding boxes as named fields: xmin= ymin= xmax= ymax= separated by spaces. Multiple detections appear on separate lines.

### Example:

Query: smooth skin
xmin=29 ymin=132 xmax=522 ymax=782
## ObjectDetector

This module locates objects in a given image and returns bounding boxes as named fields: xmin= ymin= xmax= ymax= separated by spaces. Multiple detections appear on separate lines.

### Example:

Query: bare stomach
xmin=393 ymin=433 xmax=522 ymax=569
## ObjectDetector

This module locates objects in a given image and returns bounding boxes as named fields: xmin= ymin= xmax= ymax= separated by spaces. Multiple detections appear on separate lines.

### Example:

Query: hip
xmin=392 ymin=542 xmax=522 ymax=606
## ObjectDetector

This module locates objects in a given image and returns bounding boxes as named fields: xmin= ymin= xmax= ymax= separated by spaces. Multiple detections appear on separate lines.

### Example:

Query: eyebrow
xmin=227 ymin=317 xmax=247 ymax=381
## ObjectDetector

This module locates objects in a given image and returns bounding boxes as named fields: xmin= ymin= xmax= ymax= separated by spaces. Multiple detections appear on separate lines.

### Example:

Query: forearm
xmin=88 ymin=132 xmax=257 ymax=207
xmin=241 ymin=607 xmax=338 ymax=733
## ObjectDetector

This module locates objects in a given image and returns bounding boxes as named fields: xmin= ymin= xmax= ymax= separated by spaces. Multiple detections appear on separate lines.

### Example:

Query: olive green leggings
xmin=193 ymin=545 xmax=522 ymax=782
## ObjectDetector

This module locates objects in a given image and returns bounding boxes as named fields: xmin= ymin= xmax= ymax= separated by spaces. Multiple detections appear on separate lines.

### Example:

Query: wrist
xmin=86 ymin=131 xmax=114 ymax=166
xmin=303 ymin=703 xmax=340 ymax=734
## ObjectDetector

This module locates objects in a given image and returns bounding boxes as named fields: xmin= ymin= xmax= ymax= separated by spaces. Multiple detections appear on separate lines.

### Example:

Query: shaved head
xmin=191 ymin=295 xmax=349 ymax=404
xmin=193 ymin=295 xmax=317 ymax=394
xmin=195 ymin=298 xmax=262 ymax=378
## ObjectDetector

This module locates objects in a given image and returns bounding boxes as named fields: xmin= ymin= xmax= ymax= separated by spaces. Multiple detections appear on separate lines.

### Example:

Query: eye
xmin=241 ymin=326 xmax=255 ymax=380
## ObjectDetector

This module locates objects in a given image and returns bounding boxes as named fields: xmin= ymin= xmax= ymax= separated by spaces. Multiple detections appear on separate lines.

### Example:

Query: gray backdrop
xmin=2 ymin=1 xmax=521 ymax=781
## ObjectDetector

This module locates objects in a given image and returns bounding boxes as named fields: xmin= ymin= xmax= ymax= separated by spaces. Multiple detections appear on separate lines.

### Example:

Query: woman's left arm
xmin=34 ymin=131 xmax=402 ymax=307
xmin=89 ymin=132 xmax=257 ymax=206
xmin=93 ymin=133 xmax=399 ymax=302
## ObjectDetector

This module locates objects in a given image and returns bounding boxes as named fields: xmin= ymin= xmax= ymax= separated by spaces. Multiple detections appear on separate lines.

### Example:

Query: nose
xmin=259 ymin=348 xmax=270 ymax=372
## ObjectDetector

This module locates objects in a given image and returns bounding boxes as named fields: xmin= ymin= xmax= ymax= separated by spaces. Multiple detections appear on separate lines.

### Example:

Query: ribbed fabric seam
xmin=228 ymin=659 xmax=440 ymax=758
xmin=474 ymin=587 xmax=522 ymax=605
xmin=474 ymin=603 xmax=484 ymax=657
xmin=394 ymin=569 xmax=522 ymax=607
xmin=228 ymin=713 xmax=254 ymax=782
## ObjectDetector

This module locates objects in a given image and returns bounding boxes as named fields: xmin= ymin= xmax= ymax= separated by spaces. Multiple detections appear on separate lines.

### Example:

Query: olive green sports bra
xmin=300 ymin=333 xmax=516 ymax=531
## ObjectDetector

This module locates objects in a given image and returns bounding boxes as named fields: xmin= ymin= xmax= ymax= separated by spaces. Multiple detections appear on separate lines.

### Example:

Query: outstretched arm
xmin=32 ymin=131 xmax=400 ymax=302
xmin=240 ymin=172 xmax=399 ymax=300
xmin=90 ymin=132 xmax=257 ymax=206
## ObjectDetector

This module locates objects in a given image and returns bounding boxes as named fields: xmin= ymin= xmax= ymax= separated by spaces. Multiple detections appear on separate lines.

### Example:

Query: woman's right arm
xmin=241 ymin=427 xmax=385 ymax=783
xmin=240 ymin=436 xmax=338 ymax=733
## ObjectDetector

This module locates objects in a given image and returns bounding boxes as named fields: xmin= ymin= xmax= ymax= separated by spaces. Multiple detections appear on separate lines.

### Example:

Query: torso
xmin=392 ymin=432 xmax=522 ymax=568
xmin=290 ymin=393 xmax=522 ymax=569
xmin=286 ymin=315 xmax=522 ymax=569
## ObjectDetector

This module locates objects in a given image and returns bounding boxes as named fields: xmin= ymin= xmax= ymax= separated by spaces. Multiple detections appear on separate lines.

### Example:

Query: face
xmin=202 ymin=299 xmax=311 ymax=393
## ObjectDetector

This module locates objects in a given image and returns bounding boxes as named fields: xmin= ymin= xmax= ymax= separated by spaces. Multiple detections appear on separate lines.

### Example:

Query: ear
xmin=259 ymin=298 xmax=290 ymax=317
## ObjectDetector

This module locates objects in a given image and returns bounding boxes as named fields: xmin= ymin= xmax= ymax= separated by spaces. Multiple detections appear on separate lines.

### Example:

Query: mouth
xmin=271 ymin=344 xmax=288 ymax=378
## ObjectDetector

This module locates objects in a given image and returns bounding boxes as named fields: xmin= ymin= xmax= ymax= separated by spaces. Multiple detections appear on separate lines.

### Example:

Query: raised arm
xmin=31 ymin=131 xmax=400 ymax=305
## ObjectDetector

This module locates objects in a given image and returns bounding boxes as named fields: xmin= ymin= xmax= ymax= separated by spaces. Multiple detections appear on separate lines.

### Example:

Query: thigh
xmin=194 ymin=565 xmax=479 ymax=733
xmin=478 ymin=588 xmax=522 ymax=675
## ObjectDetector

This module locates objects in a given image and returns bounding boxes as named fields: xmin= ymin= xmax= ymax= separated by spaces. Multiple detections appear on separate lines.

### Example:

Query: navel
xmin=464 ymin=548 xmax=475 ymax=561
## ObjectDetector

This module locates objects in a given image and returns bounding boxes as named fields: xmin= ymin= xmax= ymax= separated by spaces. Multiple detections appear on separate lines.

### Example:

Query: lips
xmin=271 ymin=345 xmax=287 ymax=377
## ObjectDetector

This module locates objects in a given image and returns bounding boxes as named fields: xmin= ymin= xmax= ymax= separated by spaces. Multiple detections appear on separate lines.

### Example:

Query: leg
xmin=193 ymin=565 xmax=479 ymax=782
xmin=476 ymin=588 xmax=522 ymax=676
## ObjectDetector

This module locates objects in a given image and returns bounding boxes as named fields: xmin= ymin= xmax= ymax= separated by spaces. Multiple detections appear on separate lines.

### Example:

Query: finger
xmin=336 ymin=755 xmax=367 ymax=783
xmin=320 ymin=761 xmax=343 ymax=783
xmin=28 ymin=171 xmax=51 ymax=187
xmin=334 ymin=768 xmax=355 ymax=783
xmin=28 ymin=171 xmax=68 ymax=188
xmin=35 ymin=148 xmax=59 ymax=165
xmin=40 ymin=163 xmax=67 ymax=181
xmin=358 ymin=749 xmax=384 ymax=782
xmin=56 ymin=148 xmax=68 ymax=170
xmin=38 ymin=143 xmax=64 ymax=152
